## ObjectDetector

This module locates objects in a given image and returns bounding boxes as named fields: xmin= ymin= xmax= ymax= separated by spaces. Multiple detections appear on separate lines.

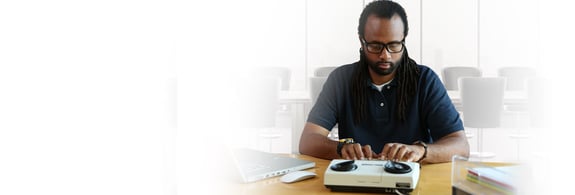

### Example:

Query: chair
xmin=497 ymin=66 xmax=535 ymax=91
xmin=497 ymin=66 xmax=535 ymax=112
xmin=236 ymin=76 xmax=282 ymax=152
xmin=314 ymin=66 xmax=338 ymax=77
xmin=497 ymin=67 xmax=536 ymax=161
xmin=309 ymin=77 xmax=328 ymax=106
xmin=460 ymin=77 xmax=506 ymax=160
xmin=442 ymin=66 xmax=482 ymax=91
xmin=506 ymin=77 xmax=548 ymax=162
xmin=442 ymin=67 xmax=482 ymax=114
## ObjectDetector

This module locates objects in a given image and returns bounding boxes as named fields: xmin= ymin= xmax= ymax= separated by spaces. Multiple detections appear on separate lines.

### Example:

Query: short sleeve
xmin=419 ymin=69 xmax=464 ymax=141
xmin=307 ymin=73 xmax=340 ymax=131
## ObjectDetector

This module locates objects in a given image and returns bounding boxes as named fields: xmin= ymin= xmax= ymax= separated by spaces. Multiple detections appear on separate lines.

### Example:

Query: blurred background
xmin=1 ymin=0 xmax=573 ymax=194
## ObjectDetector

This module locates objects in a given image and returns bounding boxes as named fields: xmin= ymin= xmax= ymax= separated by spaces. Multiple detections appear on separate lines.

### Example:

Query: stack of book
xmin=466 ymin=166 xmax=517 ymax=194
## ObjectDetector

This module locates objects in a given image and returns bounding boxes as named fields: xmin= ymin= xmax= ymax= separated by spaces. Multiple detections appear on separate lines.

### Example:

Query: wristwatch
xmin=413 ymin=141 xmax=428 ymax=163
xmin=336 ymin=138 xmax=355 ymax=157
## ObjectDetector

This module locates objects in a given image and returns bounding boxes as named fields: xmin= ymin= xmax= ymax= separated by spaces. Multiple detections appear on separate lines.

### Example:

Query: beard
xmin=363 ymin=51 xmax=403 ymax=76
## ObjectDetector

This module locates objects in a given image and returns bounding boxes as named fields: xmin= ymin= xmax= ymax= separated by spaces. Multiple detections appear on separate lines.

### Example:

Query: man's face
xmin=361 ymin=14 xmax=405 ymax=76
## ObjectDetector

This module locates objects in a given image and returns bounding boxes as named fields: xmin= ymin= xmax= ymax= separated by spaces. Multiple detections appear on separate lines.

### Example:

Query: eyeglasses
xmin=361 ymin=38 xmax=404 ymax=54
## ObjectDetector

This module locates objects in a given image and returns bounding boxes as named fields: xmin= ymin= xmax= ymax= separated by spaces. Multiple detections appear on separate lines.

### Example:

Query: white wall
xmin=305 ymin=0 xmax=363 ymax=89
xmin=267 ymin=0 xmax=544 ymax=90
xmin=479 ymin=0 xmax=540 ymax=76
xmin=1 ymin=1 xmax=176 ymax=195
xmin=421 ymin=0 xmax=478 ymax=70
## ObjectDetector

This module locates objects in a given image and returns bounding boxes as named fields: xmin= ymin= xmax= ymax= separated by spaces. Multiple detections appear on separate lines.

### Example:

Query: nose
xmin=378 ymin=49 xmax=391 ymax=60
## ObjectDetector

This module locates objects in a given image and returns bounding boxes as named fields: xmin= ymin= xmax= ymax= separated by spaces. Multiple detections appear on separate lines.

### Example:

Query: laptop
xmin=231 ymin=148 xmax=315 ymax=183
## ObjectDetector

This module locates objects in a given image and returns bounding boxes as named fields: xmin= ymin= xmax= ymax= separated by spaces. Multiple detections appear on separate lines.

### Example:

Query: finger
xmin=352 ymin=143 xmax=364 ymax=160
xmin=341 ymin=144 xmax=352 ymax=160
xmin=386 ymin=143 xmax=400 ymax=161
xmin=380 ymin=143 xmax=393 ymax=160
xmin=395 ymin=145 xmax=409 ymax=161
xmin=404 ymin=151 xmax=416 ymax=162
xmin=362 ymin=145 xmax=373 ymax=160
xmin=340 ymin=144 xmax=348 ymax=159
xmin=341 ymin=144 xmax=360 ymax=160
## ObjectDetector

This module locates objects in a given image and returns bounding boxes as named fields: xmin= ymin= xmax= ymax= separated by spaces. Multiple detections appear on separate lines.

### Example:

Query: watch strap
xmin=413 ymin=141 xmax=428 ymax=163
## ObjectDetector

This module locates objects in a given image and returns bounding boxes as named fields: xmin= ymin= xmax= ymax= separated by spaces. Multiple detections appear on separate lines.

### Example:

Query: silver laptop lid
xmin=232 ymin=148 xmax=315 ymax=183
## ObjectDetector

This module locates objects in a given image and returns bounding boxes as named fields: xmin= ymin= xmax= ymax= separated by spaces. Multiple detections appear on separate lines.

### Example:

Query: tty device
xmin=324 ymin=159 xmax=420 ymax=194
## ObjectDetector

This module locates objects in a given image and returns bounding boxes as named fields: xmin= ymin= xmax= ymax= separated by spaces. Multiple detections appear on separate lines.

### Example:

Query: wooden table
xmin=224 ymin=154 xmax=511 ymax=195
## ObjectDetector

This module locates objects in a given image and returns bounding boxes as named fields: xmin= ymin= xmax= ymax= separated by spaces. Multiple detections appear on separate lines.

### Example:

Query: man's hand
xmin=340 ymin=143 xmax=379 ymax=160
xmin=379 ymin=143 xmax=424 ymax=162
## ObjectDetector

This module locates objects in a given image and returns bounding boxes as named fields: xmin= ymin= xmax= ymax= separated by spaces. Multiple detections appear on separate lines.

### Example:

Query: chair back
xmin=460 ymin=77 xmax=506 ymax=128
xmin=497 ymin=66 xmax=535 ymax=91
xmin=442 ymin=66 xmax=482 ymax=90
xmin=314 ymin=66 xmax=337 ymax=77
xmin=309 ymin=77 xmax=328 ymax=106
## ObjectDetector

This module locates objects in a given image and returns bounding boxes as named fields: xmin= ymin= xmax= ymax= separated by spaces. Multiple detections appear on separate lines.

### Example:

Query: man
xmin=299 ymin=0 xmax=469 ymax=164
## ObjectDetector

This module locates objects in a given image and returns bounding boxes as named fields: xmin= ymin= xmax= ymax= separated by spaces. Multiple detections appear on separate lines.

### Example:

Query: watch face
xmin=339 ymin=138 xmax=354 ymax=144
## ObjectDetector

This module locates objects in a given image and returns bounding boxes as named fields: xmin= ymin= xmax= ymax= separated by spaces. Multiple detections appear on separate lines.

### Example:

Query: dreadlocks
xmin=352 ymin=0 xmax=420 ymax=124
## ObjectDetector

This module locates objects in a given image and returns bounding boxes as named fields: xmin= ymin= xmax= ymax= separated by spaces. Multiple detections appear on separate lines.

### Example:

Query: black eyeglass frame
xmin=361 ymin=38 xmax=405 ymax=54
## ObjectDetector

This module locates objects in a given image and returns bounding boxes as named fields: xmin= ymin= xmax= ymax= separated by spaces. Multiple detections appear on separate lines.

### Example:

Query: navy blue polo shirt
xmin=307 ymin=62 xmax=463 ymax=152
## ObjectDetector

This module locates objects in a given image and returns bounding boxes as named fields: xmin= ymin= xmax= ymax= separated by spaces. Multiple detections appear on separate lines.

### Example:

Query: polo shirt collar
xmin=367 ymin=77 xmax=399 ymax=90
